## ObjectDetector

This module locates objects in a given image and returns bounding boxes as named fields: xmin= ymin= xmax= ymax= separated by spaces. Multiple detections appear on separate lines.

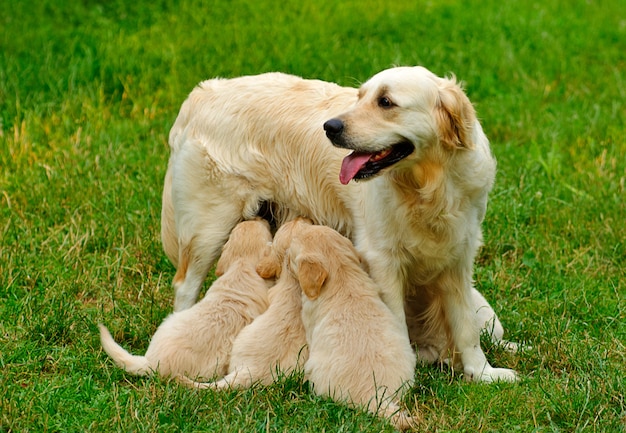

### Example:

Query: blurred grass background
xmin=1 ymin=0 xmax=624 ymax=431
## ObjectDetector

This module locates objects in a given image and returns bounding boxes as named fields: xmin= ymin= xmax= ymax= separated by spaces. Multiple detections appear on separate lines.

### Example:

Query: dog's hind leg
xmin=161 ymin=164 xmax=179 ymax=267
xmin=172 ymin=201 xmax=243 ymax=311
xmin=170 ymin=142 xmax=247 ymax=311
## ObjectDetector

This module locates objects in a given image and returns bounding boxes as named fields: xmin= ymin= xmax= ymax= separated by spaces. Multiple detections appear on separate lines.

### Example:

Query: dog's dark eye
xmin=378 ymin=96 xmax=393 ymax=108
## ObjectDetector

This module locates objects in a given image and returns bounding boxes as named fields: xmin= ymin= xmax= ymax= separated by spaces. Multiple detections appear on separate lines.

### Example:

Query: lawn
xmin=1 ymin=0 xmax=625 ymax=431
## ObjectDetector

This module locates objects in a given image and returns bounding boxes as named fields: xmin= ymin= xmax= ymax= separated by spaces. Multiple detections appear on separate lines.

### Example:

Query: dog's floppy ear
xmin=256 ymin=250 xmax=281 ymax=279
xmin=433 ymin=76 xmax=476 ymax=150
xmin=297 ymin=255 xmax=328 ymax=300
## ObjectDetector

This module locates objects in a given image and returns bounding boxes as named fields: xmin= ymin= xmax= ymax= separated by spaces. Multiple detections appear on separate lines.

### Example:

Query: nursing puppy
xmin=99 ymin=219 xmax=272 ymax=379
xmin=180 ymin=219 xmax=310 ymax=390
xmin=162 ymin=66 xmax=517 ymax=382
xmin=291 ymin=224 xmax=416 ymax=431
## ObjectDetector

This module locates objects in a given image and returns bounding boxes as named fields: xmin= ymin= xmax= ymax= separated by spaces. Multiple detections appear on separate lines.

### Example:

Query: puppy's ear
xmin=256 ymin=251 xmax=281 ymax=279
xmin=433 ymin=77 xmax=476 ymax=150
xmin=297 ymin=256 xmax=328 ymax=300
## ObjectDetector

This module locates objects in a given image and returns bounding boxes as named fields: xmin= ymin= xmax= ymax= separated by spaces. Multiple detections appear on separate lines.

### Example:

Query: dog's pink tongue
xmin=339 ymin=152 xmax=371 ymax=185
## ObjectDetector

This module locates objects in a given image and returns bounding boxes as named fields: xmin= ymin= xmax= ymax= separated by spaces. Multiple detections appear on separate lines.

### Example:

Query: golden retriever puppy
xmin=99 ymin=219 xmax=272 ymax=379
xmin=179 ymin=219 xmax=310 ymax=389
xmin=289 ymin=224 xmax=416 ymax=430
xmin=162 ymin=66 xmax=517 ymax=382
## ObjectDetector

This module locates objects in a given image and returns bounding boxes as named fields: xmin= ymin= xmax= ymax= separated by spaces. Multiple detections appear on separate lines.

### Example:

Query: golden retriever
xmin=161 ymin=66 xmax=517 ymax=382
xmin=99 ymin=219 xmax=272 ymax=379
xmin=290 ymin=224 xmax=415 ymax=430
xmin=179 ymin=219 xmax=310 ymax=390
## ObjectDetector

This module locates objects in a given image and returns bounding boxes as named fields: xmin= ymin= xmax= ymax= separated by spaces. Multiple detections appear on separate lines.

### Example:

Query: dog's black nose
xmin=323 ymin=118 xmax=344 ymax=139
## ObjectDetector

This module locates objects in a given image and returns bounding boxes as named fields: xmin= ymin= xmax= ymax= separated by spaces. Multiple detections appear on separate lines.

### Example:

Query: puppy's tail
xmin=98 ymin=323 xmax=153 ymax=376
xmin=176 ymin=370 xmax=246 ymax=390
xmin=175 ymin=374 xmax=225 ymax=390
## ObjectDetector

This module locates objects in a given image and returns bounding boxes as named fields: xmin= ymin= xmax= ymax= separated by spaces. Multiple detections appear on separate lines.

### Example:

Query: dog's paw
xmin=464 ymin=365 xmax=518 ymax=383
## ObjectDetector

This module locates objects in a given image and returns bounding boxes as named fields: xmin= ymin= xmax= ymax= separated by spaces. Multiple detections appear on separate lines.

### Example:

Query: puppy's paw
xmin=497 ymin=339 xmax=533 ymax=354
xmin=416 ymin=345 xmax=441 ymax=364
xmin=382 ymin=404 xmax=419 ymax=432
xmin=390 ymin=411 xmax=417 ymax=431
xmin=464 ymin=365 xmax=518 ymax=383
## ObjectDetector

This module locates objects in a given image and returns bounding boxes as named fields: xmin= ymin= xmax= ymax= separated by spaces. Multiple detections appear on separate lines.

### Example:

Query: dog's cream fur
xmin=291 ymin=224 xmax=415 ymax=430
xmin=162 ymin=66 xmax=517 ymax=382
xmin=99 ymin=219 xmax=272 ymax=379
xmin=179 ymin=219 xmax=310 ymax=390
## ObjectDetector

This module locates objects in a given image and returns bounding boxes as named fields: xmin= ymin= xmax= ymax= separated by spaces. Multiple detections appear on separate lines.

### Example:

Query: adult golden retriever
xmin=161 ymin=66 xmax=517 ymax=382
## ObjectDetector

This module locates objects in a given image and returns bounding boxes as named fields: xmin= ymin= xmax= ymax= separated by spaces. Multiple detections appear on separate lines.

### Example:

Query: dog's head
xmin=215 ymin=218 xmax=273 ymax=276
xmin=255 ymin=217 xmax=313 ymax=279
xmin=323 ymin=66 xmax=478 ymax=185
xmin=288 ymin=225 xmax=361 ymax=301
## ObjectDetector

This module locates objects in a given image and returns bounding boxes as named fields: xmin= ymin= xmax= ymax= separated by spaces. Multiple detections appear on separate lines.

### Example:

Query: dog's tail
xmin=98 ymin=323 xmax=153 ymax=376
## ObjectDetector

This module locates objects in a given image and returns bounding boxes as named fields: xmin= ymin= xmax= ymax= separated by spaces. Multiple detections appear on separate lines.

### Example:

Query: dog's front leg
xmin=363 ymin=251 xmax=408 ymax=328
xmin=471 ymin=287 xmax=521 ymax=353
xmin=441 ymin=270 xmax=518 ymax=383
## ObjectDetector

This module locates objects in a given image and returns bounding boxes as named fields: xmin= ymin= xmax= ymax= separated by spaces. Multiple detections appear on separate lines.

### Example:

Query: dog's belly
xmin=260 ymin=198 xmax=356 ymax=239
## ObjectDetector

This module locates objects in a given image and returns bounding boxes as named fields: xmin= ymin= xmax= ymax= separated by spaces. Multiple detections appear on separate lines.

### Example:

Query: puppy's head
xmin=256 ymin=217 xmax=313 ymax=279
xmin=323 ymin=66 xmax=477 ymax=184
xmin=288 ymin=225 xmax=359 ymax=300
xmin=215 ymin=218 xmax=272 ymax=276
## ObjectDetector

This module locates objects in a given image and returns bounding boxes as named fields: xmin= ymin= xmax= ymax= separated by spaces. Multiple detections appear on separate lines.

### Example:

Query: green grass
xmin=1 ymin=0 xmax=625 ymax=431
